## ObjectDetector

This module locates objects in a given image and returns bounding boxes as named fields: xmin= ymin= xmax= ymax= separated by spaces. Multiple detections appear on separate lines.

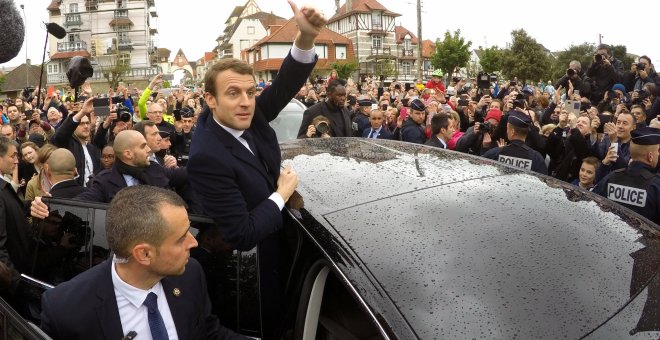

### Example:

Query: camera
xmin=636 ymin=63 xmax=646 ymax=71
xmin=566 ymin=68 xmax=576 ymax=77
xmin=115 ymin=103 xmax=131 ymax=122
xmin=595 ymin=54 xmax=604 ymax=63
xmin=634 ymin=90 xmax=650 ymax=104
xmin=315 ymin=121 xmax=330 ymax=137
xmin=60 ymin=211 xmax=91 ymax=246
xmin=452 ymin=77 xmax=461 ymax=83
xmin=478 ymin=121 xmax=495 ymax=135
xmin=477 ymin=72 xmax=491 ymax=89
xmin=22 ymin=86 xmax=35 ymax=102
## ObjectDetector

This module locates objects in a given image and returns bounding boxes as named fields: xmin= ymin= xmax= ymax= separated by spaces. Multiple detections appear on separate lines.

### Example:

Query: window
xmin=69 ymin=3 xmax=78 ymax=12
xmin=402 ymin=61 xmax=412 ymax=75
xmin=335 ymin=45 xmax=347 ymax=60
xmin=404 ymin=35 xmax=411 ymax=50
xmin=372 ymin=36 xmax=382 ymax=49
xmin=247 ymin=26 xmax=255 ymax=35
xmin=68 ymin=33 xmax=80 ymax=43
xmin=239 ymin=39 xmax=250 ymax=50
xmin=47 ymin=64 xmax=60 ymax=74
xmin=118 ymin=53 xmax=131 ymax=66
xmin=372 ymin=12 xmax=382 ymax=27
xmin=116 ymin=24 xmax=130 ymax=32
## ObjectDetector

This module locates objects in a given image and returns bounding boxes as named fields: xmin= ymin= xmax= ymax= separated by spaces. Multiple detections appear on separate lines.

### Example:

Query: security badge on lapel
xmin=607 ymin=183 xmax=647 ymax=207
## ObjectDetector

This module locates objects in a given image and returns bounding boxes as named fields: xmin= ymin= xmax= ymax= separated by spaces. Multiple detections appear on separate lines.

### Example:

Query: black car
xmin=4 ymin=138 xmax=660 ymax=339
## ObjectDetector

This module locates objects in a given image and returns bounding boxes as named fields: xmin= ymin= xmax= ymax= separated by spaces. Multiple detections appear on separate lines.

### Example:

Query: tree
xmin=611 ymin=44 xmax=635 ymax=71
xmin=0 ymin=75 xmax=5 ymax=92
xmin=330 ymin=60 xmax=358 ymax=80
xmin=162 ymin=80 xmax=171 ymax=89
xmin=500 ymin=29 xmax=551 ymax=83
xmin=478 ymin=46 xmax=504 ymax=74
xmin=549 ymin=42 xmax=595 ymax=82
xmin=98 ymin=62 xmax=129 ymax=90
xmin=431 ymin=29 xmax=472 ymax=77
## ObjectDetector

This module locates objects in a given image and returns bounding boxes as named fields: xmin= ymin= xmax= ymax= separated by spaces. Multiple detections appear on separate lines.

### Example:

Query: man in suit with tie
xmin=425 ymin=113 xmax=455 ymax=149
xmin=40 ymin=185 xmax=246 ymax=340
xmin=362 ymin=109 xmax=393 ymax=140
xmin=187 ymin=2 xmax=326 ymax=338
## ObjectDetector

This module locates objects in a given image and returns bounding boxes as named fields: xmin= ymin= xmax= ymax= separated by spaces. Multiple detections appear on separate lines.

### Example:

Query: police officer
xmin=595 ymin=127 xmax=660 ymax=225
xmin=483 ymin=110 xmax=548 ymax=174
xmin=174 ymin=106 xmax=195 ymax=166
xmin=398 ymin=98 xmax=427 ymax=144
xmin=351 ymin=96 xmax=373 ymax=137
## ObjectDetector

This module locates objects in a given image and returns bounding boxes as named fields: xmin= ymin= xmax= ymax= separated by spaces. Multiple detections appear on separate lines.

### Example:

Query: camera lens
xmin=595 ymin=54 xmax=603 ymax=62
xmin=566 ymin=68 xmax=576 ymax=77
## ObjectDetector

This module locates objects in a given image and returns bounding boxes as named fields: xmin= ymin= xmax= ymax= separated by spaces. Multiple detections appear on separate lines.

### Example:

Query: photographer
xmin=455 ymin=108 xmax=501 ymax=155
xmin=586 ymin=44 xmax=624 ymax=104
xmin=555 ymin=60 xmax=590 ymax=98
xmin=623 ymin=55 xmax=657 ymax=92
xmin=304 ymin=115 xmax=332 ymax=138
xmin=92 ymin=102 xmax=133 ymax=149
xmin=297 ymin=79 xmax=352 ymax=138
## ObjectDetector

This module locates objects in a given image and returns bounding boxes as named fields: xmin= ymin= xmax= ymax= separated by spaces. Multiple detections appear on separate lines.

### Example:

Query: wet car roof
xmin=281 ymin=138 xmax=660 ymax=339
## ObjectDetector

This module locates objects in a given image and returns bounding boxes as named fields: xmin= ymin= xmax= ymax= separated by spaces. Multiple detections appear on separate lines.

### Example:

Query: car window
xmin=270 ymin=99 xmax=305 ymax=142
xmin=0 ymin=297 xmax=50 ymax=339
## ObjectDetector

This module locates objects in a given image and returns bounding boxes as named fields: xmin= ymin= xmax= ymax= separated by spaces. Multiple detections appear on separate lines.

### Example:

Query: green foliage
xmin=0 ymin=75 xmax=5 ymax=92
xmin=611 ymin=44 xmax=635 ymax=71
xmin=478 ymin=46 xmax=503 ymax=74
xmin=330 ymin=60 xmax=359 ymax=80
xmin=500 ymin=29 xmax=551 ymax=83
xmin=549 ymin=42 xmax=595 ymax=82
xmin=162 ymin=80 xmax=171 ymax=89
xmin=99 ymin=62 xmax=130 ymax=90
xmin=431 ymin=29 xmax=472 ymax=77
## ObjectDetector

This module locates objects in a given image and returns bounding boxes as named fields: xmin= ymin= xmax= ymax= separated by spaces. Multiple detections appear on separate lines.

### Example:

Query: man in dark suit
xmin=41 ymin=186 xmax=246 ymax=340
xmin=51 ymin=98 xmax=100 ymax=187
xmin=425 ymin=113 xmax=454 ymax=149
xmin=187 ymin=3 xmax=326 ymax=338
xmin=43 ymin=148 xmax=85 ymax=198
xmin=361 ymin=109 xmax=393 ymax=139
xmin=0 ymin=136 xmax=35 ymax=315
xmin=297 ymin=79 xmax=352 ymax=138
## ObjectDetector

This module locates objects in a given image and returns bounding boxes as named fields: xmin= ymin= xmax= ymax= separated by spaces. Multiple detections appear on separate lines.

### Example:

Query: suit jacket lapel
xmin=95 ymin=261 xmax=124 ymax=340
xmin=205 ymin=116 xmax=272 ymax=184
xmin=162 ymin=278 xmax=189 ymax=340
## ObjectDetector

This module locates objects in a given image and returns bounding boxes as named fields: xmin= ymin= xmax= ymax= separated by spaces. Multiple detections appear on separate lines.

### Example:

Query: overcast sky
xmin=4 ymin=0 xmax=659 ymax=70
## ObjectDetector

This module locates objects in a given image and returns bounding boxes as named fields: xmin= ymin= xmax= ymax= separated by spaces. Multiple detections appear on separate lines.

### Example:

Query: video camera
xmin=22 ymin=86 xmax=35 ymax=102
xmin=477 ymin=72 xmax=496 ymax=89
xmin=115 ymin=103 xmax=131 ymax=122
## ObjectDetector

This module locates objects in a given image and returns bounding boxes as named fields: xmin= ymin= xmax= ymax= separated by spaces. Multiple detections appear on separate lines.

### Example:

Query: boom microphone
xmin=46 ymin=22 xmax=67 ymax=40
xmin=0 ymin=0 xmax=26 ymax=63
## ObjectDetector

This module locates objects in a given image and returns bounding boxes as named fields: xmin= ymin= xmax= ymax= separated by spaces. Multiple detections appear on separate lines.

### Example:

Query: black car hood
xmin=281 ymin=138 xmax=660 ymax=339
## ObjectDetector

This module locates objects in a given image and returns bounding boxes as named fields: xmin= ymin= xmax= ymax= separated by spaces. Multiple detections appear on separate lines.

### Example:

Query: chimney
xmin=335 ymin=0 xmax=340 ymax=14
xmin=26 ymin=59 xmax=31 ymax=66
xmin=346 ymin=0 xmax=352 ymax=13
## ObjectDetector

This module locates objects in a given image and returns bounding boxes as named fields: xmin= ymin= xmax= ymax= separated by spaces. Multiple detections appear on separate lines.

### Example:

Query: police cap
xmin=507 ymin=110 xmax=532 ymax=128
xmin=630 ymin=127 xmax=660 ymax=145
xmin=158 ymin=130 xmax=170 ymax=139
xmin=358 ymin=98 xmax=373 ymax=107
xmin=410 ymin=98 xmax=426 ymax=112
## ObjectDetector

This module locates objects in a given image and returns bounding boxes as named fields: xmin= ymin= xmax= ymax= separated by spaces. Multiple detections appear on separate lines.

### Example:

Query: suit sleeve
xmin=0 ymin=198 xmax=19 ymax=293
xmin=51 ymin=116 xmax=78 ymax=148
xmin=257 ymin=52 xmax=317 ymax=123
xmin=40 ymin=289 xmax=61 ymax=339
xmin=187 ymin=152 xmax=283 ymax=251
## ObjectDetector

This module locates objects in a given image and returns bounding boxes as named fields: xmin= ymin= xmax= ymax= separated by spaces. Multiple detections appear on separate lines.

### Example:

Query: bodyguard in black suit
xmin=187 ymin=3 xmax=327 ymax=338
xmin=361 ymin=109 xmax=394 ymax=140
xmin=41 ymin=186 xmax=246 ymax=340
xmin=424 ymin=113 xmax=454 ymax=149
xmin=42 ymin=148 xmax=85 ymax=198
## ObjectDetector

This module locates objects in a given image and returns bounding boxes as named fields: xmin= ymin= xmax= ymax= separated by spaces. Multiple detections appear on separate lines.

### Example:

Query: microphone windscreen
xmin=46 ymin=22 xmax=67 ymax=39
xmin=0 ymin=0 xmax=25 ymax=63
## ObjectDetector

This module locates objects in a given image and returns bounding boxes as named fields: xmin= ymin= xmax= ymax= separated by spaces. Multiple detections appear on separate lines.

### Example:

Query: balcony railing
xmin=91 ymin=67 xmax=159 ymax=80
xmin=64 ymin=14 xmax=82 ymax=27
xmin=370 ymin=46 xmax=391 ymax=56
xmin=400 ymin=48 xmax=414 ymax=57
xmin=57 ymin=41 xmax=88 ymax=52
xmin=47 ymin=74 xmax=68 ymax=84
xmin=371 ymin=22 xmax=382 ymax=30
xmin=114 ymin=10 xmax=129 ymax=18
xmin=219 ymin=49 xmax=233 ymax=58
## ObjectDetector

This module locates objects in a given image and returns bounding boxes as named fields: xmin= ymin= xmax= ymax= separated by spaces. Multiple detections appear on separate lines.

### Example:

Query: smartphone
xmin=611 ymin=142 xmax=619 ymax=154
xmin=371 ymin=104 xmax=378 ymax=111
xmin=92 ymin=97 xmax=110 ymax=117
xmin=458 ymin=99 xmax=469 ymax=106
xmin=377 ymin=87 xmax=384 ymax=99
xmin=565 ymin=100 xmax=581 ymax=116
xmin=596 ymin=114 xmax=613 ymax=133
xmin=574 ymin=90 xmax=580 ymax=97
xmin=381 ymin=104 xmax=388 ymax=111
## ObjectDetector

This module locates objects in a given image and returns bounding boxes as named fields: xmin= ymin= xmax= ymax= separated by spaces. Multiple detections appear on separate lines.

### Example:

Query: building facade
xmin=46 ymin=0 xmax=159 ymax=89
xmin=326 ymin=0 xmax=419 ymax=81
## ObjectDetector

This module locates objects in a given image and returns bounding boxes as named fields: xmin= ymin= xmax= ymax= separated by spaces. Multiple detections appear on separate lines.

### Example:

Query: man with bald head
xmin=44 ymin=148 xmax=85 ymax=198
xmin=32 ymin=130 xmax=193 ymax=218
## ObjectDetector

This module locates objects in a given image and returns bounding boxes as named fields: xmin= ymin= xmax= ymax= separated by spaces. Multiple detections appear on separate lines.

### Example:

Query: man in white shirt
xmin=40 ymin=185 xmax=247 ymax=340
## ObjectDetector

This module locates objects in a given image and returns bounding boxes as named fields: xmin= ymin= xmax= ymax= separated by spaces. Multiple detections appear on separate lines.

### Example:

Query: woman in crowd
xmin=25 ymin=144 xmax=57 ymax=201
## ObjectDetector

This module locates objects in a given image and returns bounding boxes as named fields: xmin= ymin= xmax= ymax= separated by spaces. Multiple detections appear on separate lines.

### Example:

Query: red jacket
xmin=425 ymin=80 xmax=446 ymax=93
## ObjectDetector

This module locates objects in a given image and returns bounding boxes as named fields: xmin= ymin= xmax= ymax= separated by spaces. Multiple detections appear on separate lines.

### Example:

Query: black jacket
xmin=51 ymin=116 xmax=100 ymax=187
xmin=0 ymin=178 xmax=35 ymax=292
xmin=49 ymin=179 xmax=85 ymax=199
xmin=297 ymin=101 xmax=352 ymax=138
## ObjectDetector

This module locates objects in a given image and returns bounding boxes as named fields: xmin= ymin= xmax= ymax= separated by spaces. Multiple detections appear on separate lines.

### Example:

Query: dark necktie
xmin=368 ymin=129 xmax=375 ymax=138
xmin=143 ymin=292 xmax=169 ymax=340
xmin=240 ymin=130 xmax=259 ymax=158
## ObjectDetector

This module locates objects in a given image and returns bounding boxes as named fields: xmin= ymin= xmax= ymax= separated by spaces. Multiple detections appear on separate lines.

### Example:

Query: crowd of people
xmin=0 ymin=11 xmax=659 ymax=335
xmin=295 ymin=44 xmax=660 ymax=225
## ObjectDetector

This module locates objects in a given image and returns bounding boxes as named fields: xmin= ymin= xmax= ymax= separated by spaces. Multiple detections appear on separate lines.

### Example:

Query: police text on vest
xmin=498 ymin=155 xmax=532 ymax=170
xmin=607 ymin=183 xmax=647 ymax=207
